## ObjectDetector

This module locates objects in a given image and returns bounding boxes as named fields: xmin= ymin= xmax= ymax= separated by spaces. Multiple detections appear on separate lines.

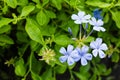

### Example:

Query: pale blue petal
xmin=59 ymin=47 xmax=67 ymax=55
xmin=100 ymin=43 xmax=108 ymax=50
xmin=84 ymin=15 xmax=91 ymax=19
xmin=75 ymin=47 xmax=81 ymax=53
xmin=81 ymin=57 xmax=87 ymax=66
xmin=59 ymin=56 xmax=68 ymax=63
xmin=71 ymin=14 xmax=79 ymax=20
xmin=75 ymin=20 xmax=82 ymax=24
xmin=70 ymin=50 xmax=81 ymax=62
xmin=99 ymin=27 xmax=106 ymax=32
xmin=93 ymin=27 xmax=101 ymax=31
xmin=90 ymin=41 xmax=97 ymax=49
xmin=96 ymin=38 xmax=102 ymax=46
xmin=99 ymin=50 xmax=106 ymax=58
xmin=67 ymin=45 xmax=74 ymax=54
xmin=97 ymin=19 xmax=104 ymax=26
xmin=82 ymin=46 xmax=89 ymax=53
xmin=67 ymin=57 xmax=75 ymax=65
xmin=84 ymin=54 xmax=92 ymax=60
xmin=78 ymin=11 xmax=85 ymax=18
xmin=89 ymin=20 xmax=95 ymax=25
xmin=70 ymin=50 xmax=79 ymax=57
xmin=91 ymin=17 xmax=96 ymax=23
xmin=92 ymin=49 xmax=98 ymax=57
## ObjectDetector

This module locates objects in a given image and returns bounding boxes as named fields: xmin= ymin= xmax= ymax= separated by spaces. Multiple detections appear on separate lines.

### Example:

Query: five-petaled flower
xmin=75 ymin=46 xmax=92 ymax=66
xmin=89 ymin=17 xmax=105 ymax=32
xmin=59 ymin=45 xmax=80 ymax=65
xmin=90 ymin=38 xmax=108 ymax=58
xmin=71 ymin=11 xmax=91 ymax=24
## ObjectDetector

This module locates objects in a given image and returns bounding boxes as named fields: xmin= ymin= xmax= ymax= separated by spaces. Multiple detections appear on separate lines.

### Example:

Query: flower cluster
xmin=59 ymin=10 xmax=108 ymax=66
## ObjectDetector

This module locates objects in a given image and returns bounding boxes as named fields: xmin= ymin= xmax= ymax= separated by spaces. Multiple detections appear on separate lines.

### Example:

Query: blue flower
xmin=71 ymin=11 xmax=91 ymax=24
xmin=89 ymin=17 xmax=105 ymax=32
xmin=90 ymin=38 xmax=108 ymax=58
xmin=76 ymin=46 xmax=92 ymax=66
xmin=93 ymin=9 xmax=103 ymax=20
xmin=59 ymin=45 xmax=80 ymax=65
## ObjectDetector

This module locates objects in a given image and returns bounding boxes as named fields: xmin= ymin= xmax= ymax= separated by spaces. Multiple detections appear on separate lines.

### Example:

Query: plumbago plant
xmin=0 ymin=0 xmax=120 ymax=80
xmin=59 ymin=11 xmax=108 ymax=66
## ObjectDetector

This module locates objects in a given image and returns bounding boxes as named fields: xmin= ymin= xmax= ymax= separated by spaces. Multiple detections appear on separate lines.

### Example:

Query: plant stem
xmin=79 ymin=24 xmax=82 ymax=40
xmin=86 ymin=29 xmax=94 ymax=39
xmin=68 ymin=67 xmax=75 ymax=80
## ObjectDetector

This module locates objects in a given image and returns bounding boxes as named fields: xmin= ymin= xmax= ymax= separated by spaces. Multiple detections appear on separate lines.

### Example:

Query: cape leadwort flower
xmin=59 ymin=45 xmax=80 ymax=65
xmin=90 ymin=38 xmax=108 ymax=58
xmin=75 ymin=46 xmax=92 ymax=66
xmin=89 ymin=17 xmax=105 ymax=32
xmin=71 ymin=11 xmax=91 ymax=24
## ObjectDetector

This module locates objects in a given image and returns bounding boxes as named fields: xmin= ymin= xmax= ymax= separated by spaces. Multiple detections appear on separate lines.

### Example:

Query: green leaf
xmin=44 ymin=10 xmax=56 ymax=19
xmin=4 ymin=0 xmax=17 ymax=8
xmin=0 ymin=25 xmax=11 ymax=34
xmin=25 ymin=18 xmax=44 ymax=44
xmin=86 ymin=1 xmax=111 ymax=8
xmin=79 ymin=63 xmax=90 ymax=74
xmin=31 ymin=71 xmax=42 ymax=80
xmin=54 ymin=35 xmax=74 ymax=46
xmin=51 ymin=0 xmax=62 ymax=10
xmin=112 ymin=53 xmax=119 ymax=62
xmin=32 ymin=0 xmax=40 ymax=3
xmin=36 ymin=10 xmax=49 ymax=25
xmin=111 ymin=11 xmax=120 ymax=28
xmin=0 ymin=18 xmax=13 ymax=28
xmin=15 ymin=58 xmax=26 ymax=77
xmin=115 ymin=0 xmax=120 ymax=7
xmin=83 ymin=36 xmax=94 ymax=43
xmin=0 ymin=35 xmax=14 ymax=44
xmin=74 ymin=72 xmax=88 ymax=80
xmin=55 ymin=65 xmax=67 ymax=74
xmin=41 ymin=67 xmax=53 ymax=80
xmin=40 ymin=25 xmax=56 ymax=36
xmin=17 ymin=0 xmax=28 ymax=6
xmin=20 ymin=5 xmax=35 ymax=17
xmin=42 ymin=0 xmax=49 ymax=7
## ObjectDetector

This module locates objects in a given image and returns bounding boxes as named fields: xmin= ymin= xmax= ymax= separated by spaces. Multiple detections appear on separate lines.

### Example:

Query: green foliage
xmin=15 ymin=58 xmax=26 ymax=77
xmin=25 ymin=18 xmax=44 ymax=45
xmin=0 ymin=0 xmax=120 ymax=80
xmin=20 ymin=5 xmax=35 ymax=17
xmin=0 ymin=18 xmax=13 ymax=28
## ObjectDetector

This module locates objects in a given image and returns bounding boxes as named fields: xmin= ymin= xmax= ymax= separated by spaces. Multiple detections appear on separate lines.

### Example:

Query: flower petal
xmin=67 ymin=57 xmax=75 ymax=65
xmin=90 ymin=41 xmax=97 ymax=49
xmin=70 ymin=50 xmax=80 ymax=62
xmin=75 ymin=20 xmax=82 ymax=24
xmin=81 ymin=57 xmax=87 ymax=66
xmin=99 ymin=27 xmax=106 ymax=32
xmin=96 ymin=38 xmax=102 ymax=46
xmin=67 ymin=45 xmax=74 ymax=54
xmin=82 ymin=46 xmax=89 ymax=53
xmin=100 ymin=43 xmax=108 ymax=50
xmin=97 ymin=19 xmax=104 ymax=26
xmin=93 ymin=26 xmax=101 ymax=31
xmin=92 ymin=49 xmax=98 ymax=57
xmin=71 ymin=14 xmax=79 ymax=20
xmin=99 ymin=50 xmax=106 ymax=58
xmin=84 ymin=15 xmax=91 ymax=19
xmin=78 ymin=11 xmax=85 ymax=18
xmin=59 ymin=56 xmax=68 ymax=63
xmin=84 ymin=54 xmax=92 ymax=60
xmin=59 ymin=47 xmax=67 ymax=55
